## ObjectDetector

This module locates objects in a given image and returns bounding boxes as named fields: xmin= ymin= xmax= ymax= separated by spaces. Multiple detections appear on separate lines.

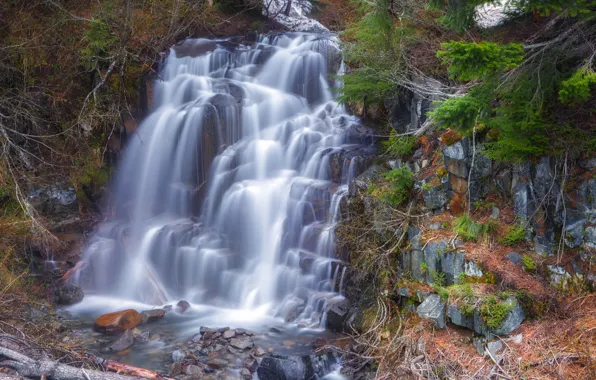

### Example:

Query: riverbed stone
xmin=176 ymin=300 xmax=191 ymax=313
xmin=230 ymin=337 xmax=253 ymax=350
xmin=140 ymin=309 xmax=166 ymax=323
xmin=172 ymin=349 xmax=187 ymax=362
xmin=94 ymin=309 xmax=142 ymax=334
xmin=416 ymin=294 xmax=446 ymax=329
xmin=109 ymin=329 xmax=134 ymax=351
xmin=257 ymin=355 xmax=316 ymax=380
xmin=223 ymin=329 xmax=236 ymax=339
xmin=207 ymin=358 xmax=228 ymax=370
xmin=184 ymin=364 xmax=202 ymax=375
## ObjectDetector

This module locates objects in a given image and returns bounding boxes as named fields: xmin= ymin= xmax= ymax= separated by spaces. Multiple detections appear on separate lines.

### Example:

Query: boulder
xmin=54 ymin=283 xmax=84 ymax=305
xmin=94 ymin=309 xmax=142 ymax=334
xmin=140 ymin=309 xmax=166 ymax=323
xmin=491 ymin=298 xmax=525 ymax=336
xmin=416 ymin=294 xmax=446 ymax=329
xmin=447 ymin=304 xmax=474 ymax=330
xmin=108 ymin=329 xmax=134 ymax=351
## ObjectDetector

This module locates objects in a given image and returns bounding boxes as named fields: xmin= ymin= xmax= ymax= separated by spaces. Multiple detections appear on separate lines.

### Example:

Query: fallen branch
xmin=0 ymin=345 xmax=171 ymax=380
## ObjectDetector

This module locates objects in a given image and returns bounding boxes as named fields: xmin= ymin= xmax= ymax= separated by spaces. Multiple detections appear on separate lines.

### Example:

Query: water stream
xmin=73 ymin=32 xmax=371 ymax=340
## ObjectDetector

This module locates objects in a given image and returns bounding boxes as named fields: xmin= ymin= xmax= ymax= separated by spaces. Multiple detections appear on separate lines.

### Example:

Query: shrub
xmin=370 ymin=166 xmax=414 ymax=207
xmin=437 ymin=42 xmax=524 ymax=81
xmin=382 ymin=131 xmax=418 ymax=158
xmin=559 ymin=68 xmax=596 ymax=105
xmin=502 ymin=223 xmax=527 ymax=246
xmin=452 ymin=214 xmax=496 ymax=242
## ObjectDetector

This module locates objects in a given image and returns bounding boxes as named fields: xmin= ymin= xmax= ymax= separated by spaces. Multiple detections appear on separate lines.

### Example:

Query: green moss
xmin=521 ymin=255 xmax=536 ymax=272
xmin=382 ymin=131 xmax=418 ymax=158
xmin=480 ymin=296 xmax=514 ymax=329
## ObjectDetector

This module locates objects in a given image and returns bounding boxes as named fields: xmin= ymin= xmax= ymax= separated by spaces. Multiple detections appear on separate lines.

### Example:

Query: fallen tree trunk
xmin=0 ymin=346 xmax=145 ymax=380
xmin=101 ymin=359 xmax=171 ymax=379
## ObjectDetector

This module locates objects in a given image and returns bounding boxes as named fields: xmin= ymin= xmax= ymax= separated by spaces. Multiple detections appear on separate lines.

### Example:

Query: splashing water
xmin=74 ymin=33 xmax=372 ymax=330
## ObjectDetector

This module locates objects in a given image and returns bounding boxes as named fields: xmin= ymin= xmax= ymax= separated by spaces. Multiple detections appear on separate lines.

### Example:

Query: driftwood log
xmin=0 ymin=346 xmax=171 ymax=380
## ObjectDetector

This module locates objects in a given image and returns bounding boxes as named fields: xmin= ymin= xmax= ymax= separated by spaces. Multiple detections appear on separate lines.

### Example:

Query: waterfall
xmin=75 ymin=33 xmax=371 ymax=329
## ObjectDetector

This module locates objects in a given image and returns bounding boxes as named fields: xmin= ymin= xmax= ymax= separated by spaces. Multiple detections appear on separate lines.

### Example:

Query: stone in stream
xmin=171 ymin=349 xmax=187 ymax=362
xmin=169 ymin=362 xmax=182 ymax=376
xmin=54 ymin=283 xmax=84 ymax=305
xmin=184 ymin=364 xmax=202 ymax=375
xmin=240 ymin=368 xmax=252 ymax=379
xmin=207 ymin=358 xmax=228 ymax=370
xmin=176 ymin=300 xmax=191 ymax=313
xmin=140 ymin=309 xmax=166 ymax=323
xmin=223 ymin=329 xmax=236 ymax=339
xmin=135 ymin=330 xmax=150 ymax=342
xmin=230 ymin=337 xmax=253 ymax=350
xmin=244 ymin=357 xmax=258 ymax=373
xmin=108 ymin=329 xmax=134 ymax=351
xmin=94 ymin=309 xmax=142 ymax=334
xmin=257 ymin=355 xmax=317 ymax=380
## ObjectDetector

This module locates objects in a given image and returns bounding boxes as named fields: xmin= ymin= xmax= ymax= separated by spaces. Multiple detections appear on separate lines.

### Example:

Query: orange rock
xmin=94 ymin=309 xmax=142 ymax=334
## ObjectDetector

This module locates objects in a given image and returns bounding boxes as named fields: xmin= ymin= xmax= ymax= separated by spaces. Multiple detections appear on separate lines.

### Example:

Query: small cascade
xmin=75 ymin=33 xmax=372 ymax=329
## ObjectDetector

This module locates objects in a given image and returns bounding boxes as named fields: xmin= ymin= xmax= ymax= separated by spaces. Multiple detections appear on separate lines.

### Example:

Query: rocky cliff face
xmin=334 ymin=83 xmax=596 ymax=369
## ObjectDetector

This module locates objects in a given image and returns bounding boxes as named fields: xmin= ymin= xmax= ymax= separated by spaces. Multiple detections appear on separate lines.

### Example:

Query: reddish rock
xmin=94 ymin=309 xmax=142 ymax=334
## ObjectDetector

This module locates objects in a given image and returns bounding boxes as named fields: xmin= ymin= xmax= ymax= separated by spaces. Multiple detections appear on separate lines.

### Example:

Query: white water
xmin=74 ymin=33 xmax=370 ymax=330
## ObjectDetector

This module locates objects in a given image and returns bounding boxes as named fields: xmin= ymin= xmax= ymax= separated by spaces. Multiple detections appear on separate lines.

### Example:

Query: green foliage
xmin=371 ymin=166 xmax=414 ymax=207
xmin=437 ymin=42 xmax=524 ymax=81
xmin=480 ymin=296 xmax=514 ymax=329
xmin=420 ymin=262 xmax=429 ymax=273
xmin=452 ymin=214 xmax=496 ymax=242
xmin=429 ymin=85 xmax=491 ymax=133
xmin=559 ymin=68 xmax=596 ymax=105
xmin=382 ymin=131 xmax=418 ymax=158
xmin=510 ymin=0 xmax=595 ymax=18
xmin=522 ymin=255 xmax=536 ymax=272
xmin=429 ymin=0 xmax=498 ymax=31
xmin=431 ymin=270 xmax=447 ymax=287
xmin=459 ymin=302 xmax=476 ymax=317
xmin=502 ymin=223 xmax=527 ymax=245
xmin=80 ymin=18 xmax=119 ymax=69
xmin=338 ymin=0 xmax=419 ymax=106
xmin=449 ymin=283 xmax=475 ymax=298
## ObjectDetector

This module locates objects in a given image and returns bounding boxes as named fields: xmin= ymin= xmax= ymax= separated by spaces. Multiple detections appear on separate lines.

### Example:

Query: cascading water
xmin=75 ymin=33 xmax=372 ymax=330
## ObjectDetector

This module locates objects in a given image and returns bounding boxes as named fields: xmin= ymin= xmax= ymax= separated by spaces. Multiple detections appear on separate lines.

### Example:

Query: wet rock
xmin=257 ymin=355 xmax=316 ymax=380
xmin=172 ymin=349 xmax=187 ymax=362
xmin=254 ymin=347 xmax=267 ymax=356
xmin=244 ymin=357 xmax=258 ymax=372
xmin=169 ymin=362 xmax=182 ymax=376
xmin=135 ymin=331 xmax=150 ymax=343
xmin=94 ymin=309 xmax=142 ymax=334
xmin=176 ymin=300 xmax=191 ymax=313
xmin=506 ymin=252 xmax=522 ymax=265
xmin=324 ymin=297 xmax=350 ymax=333
xmin=184 ymin=364 xmax=202 ymax=375
xmin=223 ymin=329 xmax=236 ymax=339
xmin=240 ymin=368 xmax=252 ymax=379
xmin=230 ymin=337 xmax=253 ymax=350
xmin=416 ymin=294 xmax=446 ymax=329
xmin=54 ymin=283 xmax=84 ymax=305
xmin=109 ymin=329 xmax=134 ymax=351
xmin=140 ymin=309 xmax=166 ymax=323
